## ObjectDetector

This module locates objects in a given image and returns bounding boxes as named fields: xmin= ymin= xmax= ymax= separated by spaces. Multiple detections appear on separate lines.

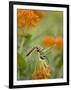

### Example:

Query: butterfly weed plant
xmin=17 ymin=9 xmax=63 ymax=80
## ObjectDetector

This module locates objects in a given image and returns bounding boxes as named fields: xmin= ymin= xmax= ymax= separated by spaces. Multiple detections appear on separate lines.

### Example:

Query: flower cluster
xmin=32 ymin=59 xmax=51 ymax=80
xmin=43 ymin=36 xmax=55 ymax=47
xmin=43 ymin=36 xmax=63 ymax=49
xmin=55 ymin=37 xmax=63 ymax=49
xmin=17 ymin=9 xmax=45 ymax=29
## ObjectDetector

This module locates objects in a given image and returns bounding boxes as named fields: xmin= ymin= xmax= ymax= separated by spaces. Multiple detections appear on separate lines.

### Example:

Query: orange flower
xmin=17 ymin=9 xmax=25 ymax=29
xmin=55 ymin=37 xmax=63 ymax=49
xmin=17 ymin=9 xmax=45 ymax=29
xmin=43 ymin=36 xmax=55 ymax=47
xmin=36 ymin=10 xmax=45 ymax=18
xmin=43 ymin=36 xmax=63 ymax=50
xmin=32 ymin=59 xmax=51 ymax=80
xmin=32 ymin=64 xmax=51 ymax=80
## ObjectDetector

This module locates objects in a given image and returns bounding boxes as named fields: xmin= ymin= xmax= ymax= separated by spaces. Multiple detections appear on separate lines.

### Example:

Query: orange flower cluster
xmin=43 ymin=36 xmax=63 ymax=49
xmin=55 ymin=37 xmax=63 ymax=49
xmin=32 ymin=63 xmax=51 ymax=80
xmin=43 ymin=36 xmax=55 ymax=47
xmin=17 ymin=9 xmax=45 ymax=29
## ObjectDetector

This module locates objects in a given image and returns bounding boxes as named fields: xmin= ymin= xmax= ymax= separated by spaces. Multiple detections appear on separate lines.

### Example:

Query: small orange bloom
xmin=55 ymin=37 xmax=63 ymax=49
xmin=43 ymin=36 xmax=55 ymax=47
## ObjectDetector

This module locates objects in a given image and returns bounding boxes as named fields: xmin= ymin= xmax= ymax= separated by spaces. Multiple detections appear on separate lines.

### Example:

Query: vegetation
xmin=17 ymin=9 xmax=63 ymax=80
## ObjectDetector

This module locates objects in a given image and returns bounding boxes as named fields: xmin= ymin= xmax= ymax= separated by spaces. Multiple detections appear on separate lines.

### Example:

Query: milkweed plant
xmin=17 ymin=9 xmax=63 ymax=80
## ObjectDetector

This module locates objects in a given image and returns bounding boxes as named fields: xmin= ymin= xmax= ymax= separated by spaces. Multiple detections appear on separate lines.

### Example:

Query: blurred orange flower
xmin=32 ymin=64 xmax=51 ymax=80
xmin=43 ymin=36 xmax=63 ymax=49
xmin=43 ymin=36 xmax=55 ymax=47
xmin=55 ymin=37 xmax=63 ymax=49
xmin=17 ymin=9 xmax=45 ymax=29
